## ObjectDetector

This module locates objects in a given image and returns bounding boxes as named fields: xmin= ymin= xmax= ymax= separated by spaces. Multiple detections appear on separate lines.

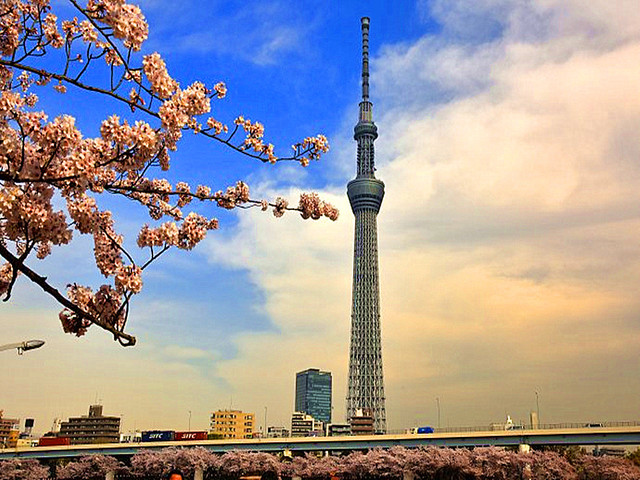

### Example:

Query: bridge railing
xmin=388 ymin=420 xmax=640 ymax=435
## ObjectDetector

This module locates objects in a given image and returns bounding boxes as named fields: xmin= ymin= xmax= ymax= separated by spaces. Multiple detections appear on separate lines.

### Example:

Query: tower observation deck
xmin=346 ymin=17 xmax=386 ymax=434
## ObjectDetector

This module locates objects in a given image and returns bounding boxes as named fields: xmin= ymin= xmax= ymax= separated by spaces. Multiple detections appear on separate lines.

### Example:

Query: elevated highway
xmin=2 ymin=426 xmax=640 ymax=460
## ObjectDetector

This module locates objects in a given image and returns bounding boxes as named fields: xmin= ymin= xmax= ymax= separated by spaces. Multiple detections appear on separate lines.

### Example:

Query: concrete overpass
xmin=2 ymin=426 xmax=639 ymax=460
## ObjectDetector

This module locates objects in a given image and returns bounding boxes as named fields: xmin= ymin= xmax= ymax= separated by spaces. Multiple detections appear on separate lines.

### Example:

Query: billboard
xmin=141 ymin=430 xmax=175 ymax=442
xmin=175 ymin=431 xmax=208 ymax=441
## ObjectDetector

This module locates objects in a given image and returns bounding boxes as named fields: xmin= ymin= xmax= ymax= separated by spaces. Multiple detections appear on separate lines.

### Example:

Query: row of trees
xmin=2 ymin=446 xmax=640 ymax=480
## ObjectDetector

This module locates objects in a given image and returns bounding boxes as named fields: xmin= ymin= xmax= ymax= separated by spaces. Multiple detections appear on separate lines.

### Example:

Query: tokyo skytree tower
xmin=346 ymin=17 xmax=386 ymax=434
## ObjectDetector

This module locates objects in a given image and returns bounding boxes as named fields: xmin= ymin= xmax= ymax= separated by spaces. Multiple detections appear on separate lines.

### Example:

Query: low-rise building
xmin=6 ymin=428 xmax=20 ymax=447
xmin=291 ymin=411 xmax=323 ymax=437
xmin=15 ymin=438 xmax=38 ymax=448
xmin=327 ymin=423 xmax=351 ymax=436
xmin=120 ymin=431 xmax=142 ymax=443
xmin=350 ymin=409 xmax=374 ymax=435
xmin=0 ymin=411 xmax=19 ymax=447
xmin=267 ymin=426 xmax=290 ymax=438
xmin=59 ymin=405 xmax=120 ymax=445
xmin=210 ymin=409 xmax=254 ymax=439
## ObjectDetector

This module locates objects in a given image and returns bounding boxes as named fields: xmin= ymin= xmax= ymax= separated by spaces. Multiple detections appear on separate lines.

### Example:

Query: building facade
xmin=290 ymin=411 xmax=323 ymax=437
xmin=350 ymin=408 xmax=374 ymax=436
xmin=0 ymin=411 xmax=19 ymax=447
xmin=210 ymin=409 xmax=254 ymax=439
xmin=346 ymin=17 xmax=387 ymax=433
xmin=295 ymin=368 xmax=332 ymax=424
xmin=327 ymin=423 xmax=352 ymax=436
xmin=266 ymin=426 xmax=290 ymax=438
xmin=59 ymin=405 xmax=120 ymax=445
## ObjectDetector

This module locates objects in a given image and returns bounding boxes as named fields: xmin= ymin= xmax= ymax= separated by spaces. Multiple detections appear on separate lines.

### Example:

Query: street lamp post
xmin=535 ymin=391 xmax=540 ymax=425
xmin=264 ymin=406 xmax=267 ymax=437
xmin=436 ymin=397 xmax=441 ymax=429
xmin=188 ymin=411 xmax=192 ymax=432
xmin=0 ymin=340 xmax=45 ymax=355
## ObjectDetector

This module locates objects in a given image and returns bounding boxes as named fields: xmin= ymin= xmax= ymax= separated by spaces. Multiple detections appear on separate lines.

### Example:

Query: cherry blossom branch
xmin=0 ymin=242 xmax=136 ymax=345
xmin=2 ymin=57 xmax=327 ymax=164
xmin=2 ymin=243 xmax=32 ymax=301
xmin=0 ymin=58 xmax=157 ymax=116
xmin=0 ymin=0 xmax=336 ymax=346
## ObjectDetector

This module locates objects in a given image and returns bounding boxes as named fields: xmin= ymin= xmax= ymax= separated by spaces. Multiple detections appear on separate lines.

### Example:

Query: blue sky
xmin=2 ymin=0 xmax=640 ymax=434
xmin=31 ymin=0 xmax=444 ymax=352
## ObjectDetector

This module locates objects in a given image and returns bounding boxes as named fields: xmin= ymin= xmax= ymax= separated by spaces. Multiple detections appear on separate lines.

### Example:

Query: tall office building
xmin=346 ymin=17 xmax=387 ymax=433
xmin=295 ymin=368 xmax=332 ymax=424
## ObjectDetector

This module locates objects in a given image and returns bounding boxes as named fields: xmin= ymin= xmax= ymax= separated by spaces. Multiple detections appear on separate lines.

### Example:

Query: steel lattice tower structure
xmin=346 ymin=17 xmax=386 ymax=434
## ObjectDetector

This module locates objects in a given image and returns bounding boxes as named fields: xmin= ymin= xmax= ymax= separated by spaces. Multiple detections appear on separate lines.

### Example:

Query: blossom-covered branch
xmin=0 ymin=0 xmax=338 ymax=345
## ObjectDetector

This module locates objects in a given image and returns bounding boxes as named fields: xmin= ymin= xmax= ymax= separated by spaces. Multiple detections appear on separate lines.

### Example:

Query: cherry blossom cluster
xmin=213 ymin=81 xmax=227 ymax=98
xmin=206 ymin=116 xmax=228 ymax=135
xmin=296 ymin=134 xmax=330 ymax=167
xmin=42 ymin=13 xmax=65 ymax=49
xmin=59 ymin=284 xmax=125 ymax=336
xmin=0 ymin=2 xmax=25 ymax=56
xmin=159 ymin=80 xmax=211 ymax=148
xmin=213 ymin=180 xmax=250 ymax=209
xmin=0 ymin=263 xmax=13 ymax=297
xmin=0 ymin=183 xmax=72 ymax=254
xmin=130 ymin=447 xmax=219 ymax=478
xmin=299 ymin=192 xmax=340 ymax=221
xmin=57 ymin=454 xmax=126 ymax=480
xmin=85 ymin=0 xmax=149 ymax=51
xmin=142 ymin=52 xmax=178 ymax=99
xmin=235 ymin=116 xmax=277 ymax=163
xmin=137 ymin=213 xmax=218 ymax=251
xmin=273 ymin=197 xmax=289 ymax=218
xmin=0 ymin=458 xmax=49 ymax=480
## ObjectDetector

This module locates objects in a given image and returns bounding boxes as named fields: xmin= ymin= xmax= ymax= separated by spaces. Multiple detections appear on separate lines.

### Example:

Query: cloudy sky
xmin=2 ymin=0 xmax=640 ymax=435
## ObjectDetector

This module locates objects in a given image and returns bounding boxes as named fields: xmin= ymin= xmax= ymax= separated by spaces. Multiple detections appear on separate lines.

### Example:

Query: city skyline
xmin=2 ymin=0 xmax=640 ymax=435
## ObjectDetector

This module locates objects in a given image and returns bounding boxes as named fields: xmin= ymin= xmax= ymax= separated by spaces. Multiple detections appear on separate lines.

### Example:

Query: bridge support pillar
xmin=194 ymin=467 xmax=204 ymax=480
xmin=519 ymin=443 xmax=531 ymax=453
xmin=105 ymin=471 xmax=115 ymax=480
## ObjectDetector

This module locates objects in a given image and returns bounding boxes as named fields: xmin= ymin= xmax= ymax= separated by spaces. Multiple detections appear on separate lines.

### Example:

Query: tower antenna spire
xmin=361 ymin=17 xmax=370 ymax=102
xmin=358 ymin=17 xmax=373 ymax=124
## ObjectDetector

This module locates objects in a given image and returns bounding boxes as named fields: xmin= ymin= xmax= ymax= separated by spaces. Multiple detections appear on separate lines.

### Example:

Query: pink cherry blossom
xmin=57 ymin=454 xmax=127 ymax=480
xmin=0 ymin=458 xmax=49 ymax=480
